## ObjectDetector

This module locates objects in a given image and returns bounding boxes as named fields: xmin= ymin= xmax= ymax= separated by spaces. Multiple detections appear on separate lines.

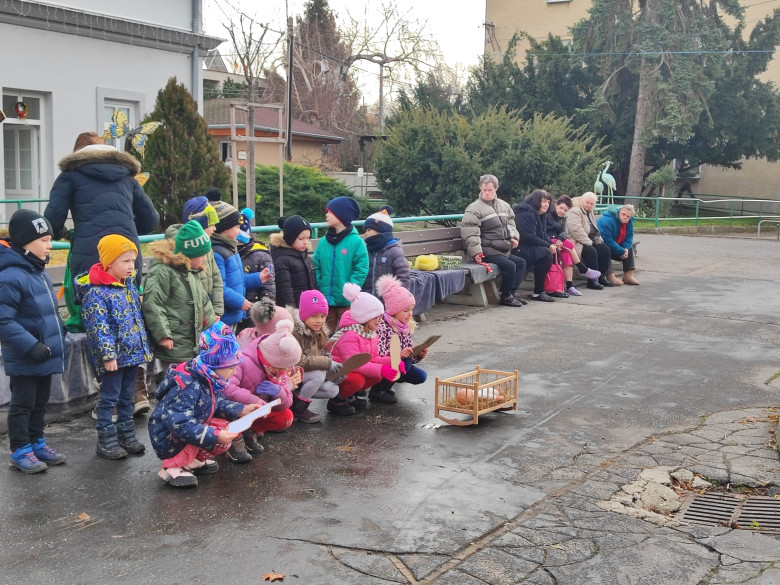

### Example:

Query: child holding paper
xmin=372 ymin=275 xmax=428 ymax=404
xmin=223 ymin=319 xmax=301 ymax=460
xmin=148 ymin=321 xmax=261 ymax=488
xmin=327 ymin=282 xmax=402 ymax=416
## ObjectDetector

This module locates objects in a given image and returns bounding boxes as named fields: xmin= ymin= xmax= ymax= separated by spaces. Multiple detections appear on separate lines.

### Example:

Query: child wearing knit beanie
xmin=312 ymin=196 xmax=368 ymax=332
xmin=371 ymin=275 xmax=428 ymax=404
xmin=236 ymin=208 xmax=276 ymax=325
xmin=289 ymin=290 xmax=342 ymax=423
xmin=326 ymin=282 xmax=404 ymax=416
xmin=270 ymin=215 xmax=316 ymax=308
xmin=236 ymin=298 xmax=293 ymax=348
xmin=78 ymin=234 xmax=153 ymax=460
xmin=361 ymin=205 xmax=410 ymax=295
xmin=223 ymin=320 xmax=301 ymax=456
xmin=148 ymin=321 xmax=262 ymax=488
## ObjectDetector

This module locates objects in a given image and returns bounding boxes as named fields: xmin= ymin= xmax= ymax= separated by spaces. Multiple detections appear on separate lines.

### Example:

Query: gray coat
xmin=460 ymin=196 xmax=519 ymax=259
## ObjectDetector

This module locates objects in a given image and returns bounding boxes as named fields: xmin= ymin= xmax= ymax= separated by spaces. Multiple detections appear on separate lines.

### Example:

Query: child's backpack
xmin=544 ymin=252 xmax=565 ymax=294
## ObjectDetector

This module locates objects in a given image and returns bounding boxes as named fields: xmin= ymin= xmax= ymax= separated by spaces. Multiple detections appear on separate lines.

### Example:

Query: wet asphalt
xmin=1 ymin=232 xmax=779 ymax=585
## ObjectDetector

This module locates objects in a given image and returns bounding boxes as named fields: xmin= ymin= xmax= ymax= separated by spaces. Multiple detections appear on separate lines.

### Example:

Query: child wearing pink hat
xmin=372 ymin=276 xmax=428 ymax=404
xmin=224 ymin=319 xmax=301 ymax=458
xmin=290 ymin=290 xmax=343 ymax=423
xmin=327 ymin=282 xmax=403 ymax=415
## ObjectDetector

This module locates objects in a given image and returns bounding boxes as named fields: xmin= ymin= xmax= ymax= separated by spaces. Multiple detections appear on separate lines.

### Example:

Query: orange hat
xmin=98 ymin=234 xmax=137 ymax=269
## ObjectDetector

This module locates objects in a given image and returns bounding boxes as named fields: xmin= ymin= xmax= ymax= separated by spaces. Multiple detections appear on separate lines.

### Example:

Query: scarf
xmin=191 ymin=356 xmax=228 ymax=390
xmin=325 ymin=226 xmax=351 ymax=245
xmin=325 ymin=322 xmax=376 ymax=354
xmin=13 ymin=245 xmax=48 ymax=271
xmin=383 ymin=312 xmax=410 ymax=335
xmin=365 ymin=233 xmax=394 ymax=253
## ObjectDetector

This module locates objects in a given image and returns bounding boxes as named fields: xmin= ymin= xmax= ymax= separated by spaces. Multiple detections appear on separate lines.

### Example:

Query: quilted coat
xmin=269 ymin=232 xmax=316 ymax=307
xmin=223 ymin=336 xmax=294 ymax=411
xmin=330 ymin=310 xmax=390 ymax=379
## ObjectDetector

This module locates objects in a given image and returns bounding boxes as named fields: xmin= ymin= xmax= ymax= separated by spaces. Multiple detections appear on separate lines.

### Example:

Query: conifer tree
xmin=142 ymin=77 xmax=230 ymax=227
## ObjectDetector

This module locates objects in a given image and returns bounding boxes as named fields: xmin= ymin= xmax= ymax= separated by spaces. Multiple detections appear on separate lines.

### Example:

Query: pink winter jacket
xmin=224 ymin=336 xmax=294 ymax=411
xmin=330 ymin=309 xmax=390 ymax=378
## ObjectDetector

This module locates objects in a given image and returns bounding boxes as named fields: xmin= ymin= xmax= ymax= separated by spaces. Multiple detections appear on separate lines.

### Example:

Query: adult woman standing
xmin=461 ymin=174 xmax=526 ymax=307
xmin=45 ymin=132 xmax=159 ymax=327
xmin=565 ymin=192 xmax=615 ymax=290
xmin=512 ymin=189 xmax=557 ymax=302
xmin=597 ymin=204 xmax=640 ymax=285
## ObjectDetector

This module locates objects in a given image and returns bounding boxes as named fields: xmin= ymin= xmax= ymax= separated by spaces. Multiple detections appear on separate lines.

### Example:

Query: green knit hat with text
xmin=175 ymin=220 xmax=212 ymax=258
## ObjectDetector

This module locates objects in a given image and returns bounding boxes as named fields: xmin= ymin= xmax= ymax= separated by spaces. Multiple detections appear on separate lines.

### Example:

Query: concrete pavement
xmin=1 ymin=232 xmax=779 ymax=585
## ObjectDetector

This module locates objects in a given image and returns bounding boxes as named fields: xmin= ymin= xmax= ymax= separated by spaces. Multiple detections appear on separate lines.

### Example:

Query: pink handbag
xmin=544 ymin=252 xmax=565 ymax=294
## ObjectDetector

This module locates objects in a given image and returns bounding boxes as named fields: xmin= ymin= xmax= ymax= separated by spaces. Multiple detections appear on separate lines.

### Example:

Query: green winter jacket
xmin=312 ymin=226 xmax=369 ymax=307
xmin=142 ymin=238 xmax=217 ymax=363
xmin=165 ymin=224 xmax=224 ymax=317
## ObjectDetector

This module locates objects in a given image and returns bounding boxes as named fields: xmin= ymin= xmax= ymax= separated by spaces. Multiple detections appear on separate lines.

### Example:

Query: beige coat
xmin=291 ymin=308 xmax=333 ymax=372
xmin=565 ymin=197 xmax=603 ymax=255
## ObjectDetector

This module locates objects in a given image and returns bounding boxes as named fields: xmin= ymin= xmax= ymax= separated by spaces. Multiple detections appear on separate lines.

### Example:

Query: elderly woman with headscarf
xmin=460 ymin=174 xmax=526 ymax=307
xmin=565 ymin=192 xmax=615 ymax=290
xmin=597 ymin=203 xmax=640 ymax=285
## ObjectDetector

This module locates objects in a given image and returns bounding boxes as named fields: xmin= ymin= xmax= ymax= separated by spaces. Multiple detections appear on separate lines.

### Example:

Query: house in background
xmin=203 ymin=49 xmax=265 ymax=100
xmin=0 ymin=0 xmax=222 ymax=223
xmin=485 ymin=0 xmax=780 ymax=200
xmin=204 ymin=98 xmax=343 ymax=168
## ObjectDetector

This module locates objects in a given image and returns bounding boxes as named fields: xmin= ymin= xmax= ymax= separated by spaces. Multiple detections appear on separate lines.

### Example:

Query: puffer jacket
xmin=312 ymin=226 xmax=369 ymax=307
xmin=362 ymin=237 xmax=410 ymax=295
xmin=0 ymin=244 xmax=66 ymax=376
xmin=597 ymin=208 xmax=634 ymax=256
xmin=269 ymin=232 xmax=316 ymax=307
xmin=223 ymin=336 xmax=294 ymax=412
xmin=544 ymin=207 xmax=568 ymax=242
xmin=291 ymin=307 xmax=332 ymax=372
xmin=165 ymin=224 xmax=224 ymax=317
xmin=460 ymin=195 xmax=519 ymax=259
xmin=148 ymin=360 xmax=244 ymax=459
xmin=239 ymin=240 xmax=276 ymax=303
xmin=141 ymin=238 xmax=217 ymax=363
xmin=211 ymin=233 xmax=265 ymax=325
xmin=44 ymin=145 xmax=159 ymax=288
xmin=76 ymin=264 xmax=152 ymax=379
xmin=566 ymin=197 xmax=603 ymax=255
xmin=330 ymin=310 xmax=390 ymax=379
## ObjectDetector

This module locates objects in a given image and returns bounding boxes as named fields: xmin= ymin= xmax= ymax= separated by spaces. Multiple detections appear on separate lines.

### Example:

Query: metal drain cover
xmin=677 ymin=493 xmax=780 ymax=533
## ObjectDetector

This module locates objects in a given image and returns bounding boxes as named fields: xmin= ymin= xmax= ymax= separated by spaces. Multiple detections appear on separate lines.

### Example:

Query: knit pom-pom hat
xmin=198 ymin=321 xmax=243 ymax=369
xmin=376 ymin=275 xmax=415 ymax=316
xmin=250 ymin=298 xmax=293 ymax=337
xmin=258 ymin=319 xmax=303 ymax=369
xmin=237 ymin=207 xmax=254 ymax=244
xmin=343 ymin=282 xmax=384 ymax=324
xmin=363 ymin=205 xmax=394 ymax=234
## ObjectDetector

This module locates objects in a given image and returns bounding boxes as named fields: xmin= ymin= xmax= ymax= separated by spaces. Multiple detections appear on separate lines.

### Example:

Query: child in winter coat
xmin=148 ymin=321 xmax=261 ymax=488
xmin=179 ymin=195 xmax=224 ymax=317
xmin=0 ymin=210 xmax=67 ymax=473
xmin=312 ymin=196 xmax=369 ymax=332
xmin=237 ymin=207 xmax=276 ymax=309
xmin=361 ymin=206 xmax=410 ymax=295
xmin=210 ymin=201 xmax=271 ymax=328
xmin=290 ymin=290 xmax=342 ymax=423
xmin=372 ymin=275 xmax=428 ymax=404
xmin=270 ymin=215 xmax=317 ymax=308
xmin=78 ymin=235 xmax=153 ymax=460
xmin=236 ymin=298 xmax=294 ymax=349
xmin=223 ymin=320 xmax=301 ymax=461
xmin=327 ymin=282 xmax=402 ymax=416
xmin=142 ymin=220 xmax=217 ymax=374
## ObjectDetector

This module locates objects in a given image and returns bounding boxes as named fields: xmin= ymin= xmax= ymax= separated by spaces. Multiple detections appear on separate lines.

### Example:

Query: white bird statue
xmin=600 ymin=161 xmax=617 ymax=203
xmin=593 ymin=175 xmax=604 ymax=197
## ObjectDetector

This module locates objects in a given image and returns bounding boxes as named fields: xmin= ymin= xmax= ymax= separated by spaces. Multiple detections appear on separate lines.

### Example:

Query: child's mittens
xmin=329 ymin=360 xmax=343 ymax=374
xmin=255 ymin=380 xmax=282 ymax=398
xmin=380 ymin=365 xmax=398 ymax=381
xmin=399 ymin=361 xmax=406 ymax=374
xmin=26 ymin=342 xmax=51 ymax=363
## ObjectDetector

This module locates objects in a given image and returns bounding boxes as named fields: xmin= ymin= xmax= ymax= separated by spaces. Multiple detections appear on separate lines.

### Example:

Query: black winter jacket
xmin=269 ymin=232 xmax=316 ymax=307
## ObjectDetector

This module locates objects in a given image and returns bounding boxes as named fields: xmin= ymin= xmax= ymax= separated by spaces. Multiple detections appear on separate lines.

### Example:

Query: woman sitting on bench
xmin=597 ymin=204 xmax=640 ymax=285
xmin=565 ymin=192 xmax=616 ymax=290
xmin=512 ymin=189 xmax=558 ymax=302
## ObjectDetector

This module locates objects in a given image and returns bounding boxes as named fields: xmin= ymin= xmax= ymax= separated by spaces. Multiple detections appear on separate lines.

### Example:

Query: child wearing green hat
xmin=142 ymin=220 xmax=218 ymax=379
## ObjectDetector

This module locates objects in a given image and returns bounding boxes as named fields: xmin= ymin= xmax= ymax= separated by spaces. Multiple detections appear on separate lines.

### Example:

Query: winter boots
xmin=133 ymin=366 xmax=151 ymax=416
xmin=96 ymin=425 xmax=128 ymax=460
xmin=116 ymin=420 xmax=145 ymax=455
xmin=242 ymin=430 xmax=265 ymax=454
xmin=291 ymin=393 xmax=322 ymax=423
xmin=226 ymin=435 xmax=252 ymax=464
xmin=368 ymin=379 xmax=397 ymax=404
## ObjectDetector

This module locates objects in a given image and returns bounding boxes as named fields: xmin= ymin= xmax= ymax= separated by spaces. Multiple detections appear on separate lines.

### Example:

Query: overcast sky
xmin=202 ymin=0 xmax=486 ymax=102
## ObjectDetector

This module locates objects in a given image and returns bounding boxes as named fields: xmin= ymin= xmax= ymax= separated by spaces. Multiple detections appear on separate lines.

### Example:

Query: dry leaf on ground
xmin=262 ymin=572 xmax=285 ymax=582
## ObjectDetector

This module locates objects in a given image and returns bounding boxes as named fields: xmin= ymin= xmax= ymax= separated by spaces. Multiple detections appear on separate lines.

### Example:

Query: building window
xmin=220 ymin=141 xmax=232 ymax=162
xmin=96 ymin=88 xmax=145 ymax=154
xmin=2 ymin=91 xmax=44 ymax=213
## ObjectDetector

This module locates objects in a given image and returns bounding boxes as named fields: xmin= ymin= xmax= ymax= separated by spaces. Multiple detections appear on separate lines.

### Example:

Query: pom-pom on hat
xmin=250 ymin=298 xmax=293 ymax=337
xmin=175 ymin=220 xmax=212 ymax=258
xmin=237 ymin=208 xmax=254 ymax=244
xmin=277 ymin=215 xmax=312 ymax=246
xmin=363 ymin=205 xmax=394 ymax=234
xmin=8 ymin=209 xmax=53 ymax=249
xmin=376 ymin=275 xmax=415 ymax=315
xmin=98 ymin=234 xmax=137 ymax=269
xmin=342 ymin=282 xmax=384 ymax=324
xmin=259 ymin=319 xmax=303 ymax=369
xmin=198 ymin=321 xmax=242 ymax=369
xmin=182 ymin=196 xmax=218 ymax=228
xmin=212 ymin=201 xmax=242 ymax=233
xmin=299 ymin=290 xmax=329 ymax=322
xmin=326 ymin=196 xmax=361 ymax=227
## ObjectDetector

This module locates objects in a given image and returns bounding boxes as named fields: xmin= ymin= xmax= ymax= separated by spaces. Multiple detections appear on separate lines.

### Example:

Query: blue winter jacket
xmin=75 ymin=264 xmax=152 ymax=379
xmin=0 ymin=244 xmax=66 ymax=376
xmin=597 ymin=208 xmax=634 ymax=257
xmin=148 ymin=361 xmax=244 ymax=459
xmin=211 ymin=234 xmax=264 ymax=325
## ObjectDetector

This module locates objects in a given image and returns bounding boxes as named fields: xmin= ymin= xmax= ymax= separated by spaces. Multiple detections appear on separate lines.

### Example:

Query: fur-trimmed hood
xmin=148 ymin=238 xmax=194 ymax=270
xmin=269 ymin=231 xmax=312 ymax=251
xmin=58 ymin=145 xmax=141 ymax=175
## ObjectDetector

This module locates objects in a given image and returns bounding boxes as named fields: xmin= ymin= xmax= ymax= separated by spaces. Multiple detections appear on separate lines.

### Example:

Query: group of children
xmin=0 ymin=195 xmax=429 ymax=488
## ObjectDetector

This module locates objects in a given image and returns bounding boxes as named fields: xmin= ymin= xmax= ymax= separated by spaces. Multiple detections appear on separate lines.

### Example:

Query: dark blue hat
xmin=326 ymin=196 xmax=361 ymax=226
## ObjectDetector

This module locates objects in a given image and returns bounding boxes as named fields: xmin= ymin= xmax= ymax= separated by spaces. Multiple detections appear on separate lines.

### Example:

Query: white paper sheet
xmin=226 ymin=398 xmax=281 ymax=433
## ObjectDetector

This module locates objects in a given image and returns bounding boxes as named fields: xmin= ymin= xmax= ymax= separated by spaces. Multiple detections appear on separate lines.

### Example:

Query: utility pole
xmin=285 ymin=16 xmax=293 ymax=162
xmin=378 ymin=63 xmax=384 ymax=134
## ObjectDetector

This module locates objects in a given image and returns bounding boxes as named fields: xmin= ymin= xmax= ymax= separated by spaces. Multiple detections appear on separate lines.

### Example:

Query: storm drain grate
xmin=677 ymin=493 xmax=780 ymax=533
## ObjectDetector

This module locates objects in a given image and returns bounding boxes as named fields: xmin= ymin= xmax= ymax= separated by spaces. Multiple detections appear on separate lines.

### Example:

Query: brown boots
xmin=622 ymin=270 xmax=640 ymax=285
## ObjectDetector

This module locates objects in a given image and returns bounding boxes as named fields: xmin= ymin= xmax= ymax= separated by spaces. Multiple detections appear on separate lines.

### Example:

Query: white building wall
xmin=50 ymin=0 xmax=194 ymax=30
